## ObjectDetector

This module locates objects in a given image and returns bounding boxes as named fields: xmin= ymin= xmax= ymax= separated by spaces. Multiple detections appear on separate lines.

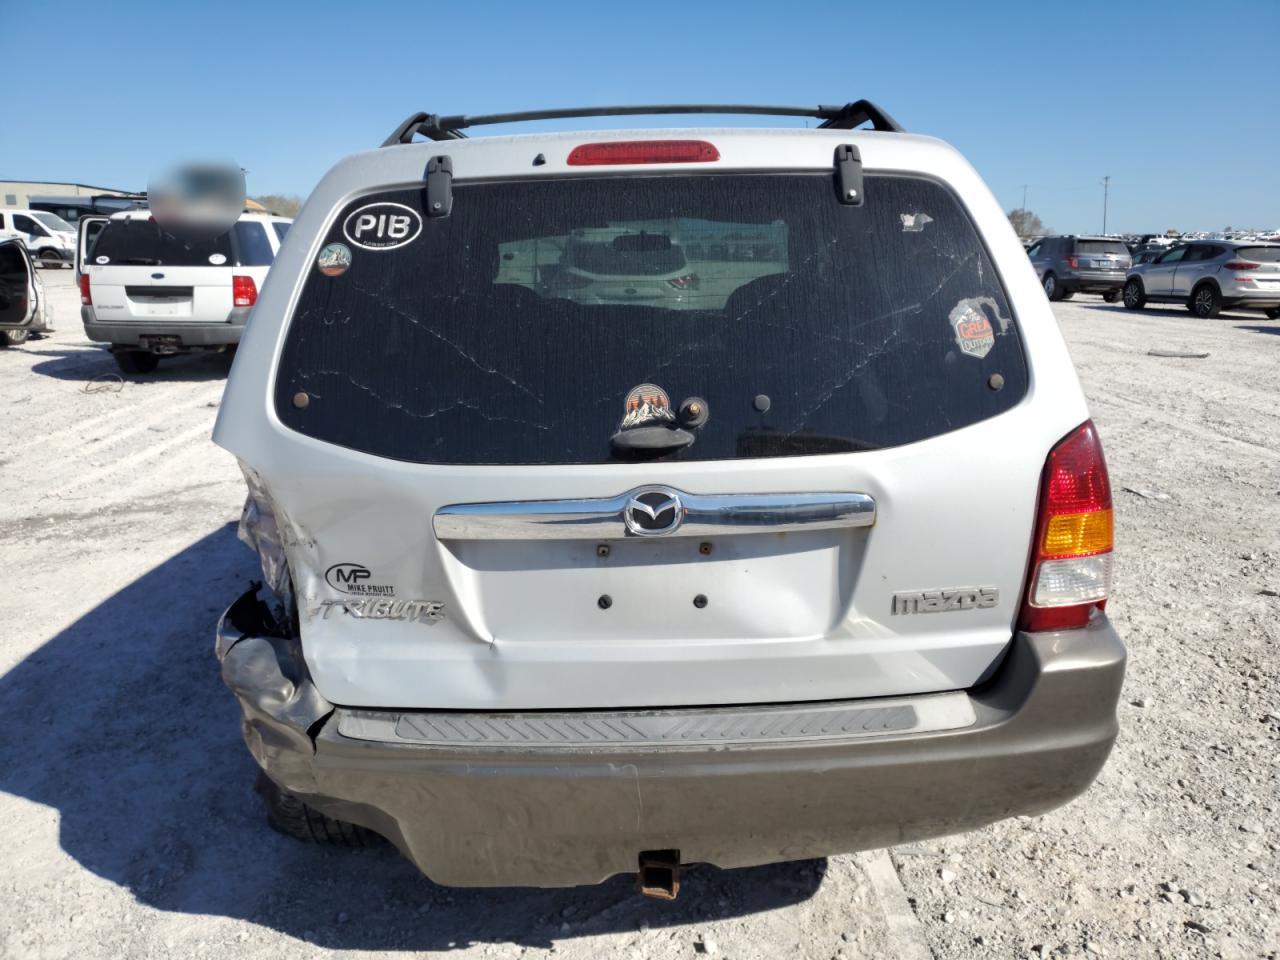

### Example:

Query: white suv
xmin=78 ymin=210 xmax=292 ymax=373
xmin=213 ymin=102 xmax=1125 ymax=894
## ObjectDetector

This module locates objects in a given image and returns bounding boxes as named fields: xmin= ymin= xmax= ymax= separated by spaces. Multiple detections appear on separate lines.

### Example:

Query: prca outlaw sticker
xmin=948 ymin=299 xmax=997 ymax=359
xmin=342 ymin=202 xmax=422 ymax=250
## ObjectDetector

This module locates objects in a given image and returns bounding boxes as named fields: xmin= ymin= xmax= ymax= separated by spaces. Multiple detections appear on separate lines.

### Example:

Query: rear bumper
xmin=1221 ymin=289 xmax=1280 ymax=309
xmin=218 ymin=609 xmax=1125 ymax=887
xmin=81 ymin=305 xmax=249 ymax=348
xmin=1062 ymin=272 xmax=1125 ymax=293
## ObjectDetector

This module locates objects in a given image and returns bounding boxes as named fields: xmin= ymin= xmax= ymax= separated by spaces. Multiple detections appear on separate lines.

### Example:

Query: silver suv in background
xmin=1028 ymin=235 xmax=1132 ymax=302
xmin=1123 ymin=241 xmax=1280 ymax=319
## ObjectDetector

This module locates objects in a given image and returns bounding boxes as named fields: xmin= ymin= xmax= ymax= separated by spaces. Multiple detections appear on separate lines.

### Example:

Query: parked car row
xmin=1027 ymin=233 xmax=1280 ymax=319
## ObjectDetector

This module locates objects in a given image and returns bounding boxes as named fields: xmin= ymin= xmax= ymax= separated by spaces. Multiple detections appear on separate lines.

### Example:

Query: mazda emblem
xmin=623 ymin=488 xmax=683 ymax=537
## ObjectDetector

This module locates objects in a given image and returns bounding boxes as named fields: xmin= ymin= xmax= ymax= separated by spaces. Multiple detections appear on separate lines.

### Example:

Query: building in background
xmin=1 ymin=179 xmax=140 ymax=222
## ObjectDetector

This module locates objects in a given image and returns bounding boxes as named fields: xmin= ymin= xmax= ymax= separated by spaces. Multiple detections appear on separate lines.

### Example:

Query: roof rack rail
xmin=380 ymin=100 xmax=904 ymax=147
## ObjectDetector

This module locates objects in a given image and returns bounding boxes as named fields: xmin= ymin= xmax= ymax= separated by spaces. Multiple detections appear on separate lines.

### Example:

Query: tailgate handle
xmin=434 ymin=489 xmax=876 ymax=541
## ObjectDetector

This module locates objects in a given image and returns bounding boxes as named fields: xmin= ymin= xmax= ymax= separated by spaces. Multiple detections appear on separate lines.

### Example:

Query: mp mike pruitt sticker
xmin=342 ymin=202 xmax=423 ymax=250
xmin=949 ymin=298 xmax=997 ymax=359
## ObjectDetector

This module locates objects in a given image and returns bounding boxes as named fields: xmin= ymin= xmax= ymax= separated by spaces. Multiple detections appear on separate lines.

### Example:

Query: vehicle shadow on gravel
xmin=0 ymin=523 xmax=824 ymax=950
xmin=26 ymin=346 xmax=234 ymax=384
xmin=1234 ymin=324 xmax=1280 ymax=336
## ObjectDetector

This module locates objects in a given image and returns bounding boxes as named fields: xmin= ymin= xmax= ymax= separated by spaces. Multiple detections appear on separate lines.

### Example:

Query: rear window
xmin=275 ymin=174 xmax=1028 ymax=465
xmin=272 ymin=222 xmax=291 ymax=243
xmin=89 ymin=219 xmax=232 ymax=267
xmin=233 ymin=222 xmax=275 ymax=266
xmin=1075 ymin=240 xmax=1129 ymax=256
xmin=1237 ymin=246 xmax=1280 ymax=263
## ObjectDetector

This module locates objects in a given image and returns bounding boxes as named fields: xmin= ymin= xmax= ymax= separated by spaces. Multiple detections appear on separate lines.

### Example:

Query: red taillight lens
xmin=1224 ymin=260 xmax=1260 ymax=271
xmin=666 ymin=273 xmax=700 ymax=290
xmin=1066 ymin=255 xmax=1079 ymax=269
xmin=567 ymin=140 xmax=720 ymax=166
xmin=232 ymin=275 xmax=257 ymax=307
xmin=79 ymin=274 xmax=92 ymax=305
xmin=1018 ymin=420 xmax=1114 ymax=632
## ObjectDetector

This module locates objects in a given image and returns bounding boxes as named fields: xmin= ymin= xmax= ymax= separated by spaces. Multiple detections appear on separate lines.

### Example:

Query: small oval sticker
xmin=342 ymin=202 xmax=422 ymax=250
xmin=95 ymin=255 xmax=109 ymax=264
xmin=208 ymin=252 xmax=227 ymax=265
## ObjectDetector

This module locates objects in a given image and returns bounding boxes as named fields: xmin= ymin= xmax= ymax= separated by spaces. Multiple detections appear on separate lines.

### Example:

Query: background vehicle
xmin=79 ymin=210 xmax=292 ymax=373
xmin=29 ymin=193 xmax=146 ymax=224
xmin=214 ymin=102 xmax=1124 ymax=892
xmin=543 ymin=229 xmax=700 ymax=306
xmin=1028 ymin=235 xmax=1132 ymax=302
xmin=1130 ymin=245 xmax=1173 ymax=266
xmin=0 ymin=239 xmax=44 ymax=345
xmin=0 ymin=208 xmax=77 ymax=267
xmin=1123 ymin=241 xmax=1280 ymax=318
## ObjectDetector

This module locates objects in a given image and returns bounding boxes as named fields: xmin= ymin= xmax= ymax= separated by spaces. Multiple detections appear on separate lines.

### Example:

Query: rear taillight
xmin=232 ymin=275 xmax=257 ymax=307
xmin=79 ymin=274 xmax=91 ymax=305
xmin=1066 ymin=255 xmax=1079 ymax=269
xmin=567 ymin=140 xmax=720 ymax=166
xmin=666 ymin=273 xmax=700 ymax=290
xmin=1018 ymin=420 xmax=1113 ymax=632
xmin=1224 ymin=260 xmax=1260 ymax=271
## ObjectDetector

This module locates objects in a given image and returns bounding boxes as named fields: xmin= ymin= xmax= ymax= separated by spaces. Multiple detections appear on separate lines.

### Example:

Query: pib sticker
xmin=949 ymin=300 xmax=996 ymax=359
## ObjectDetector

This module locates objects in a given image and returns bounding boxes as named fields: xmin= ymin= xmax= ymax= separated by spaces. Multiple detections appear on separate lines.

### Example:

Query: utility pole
xmin=1101 ymin=176 xmax=1111 ymax=234
xmin=1021 ymin=184 xmax=1028 ymax=211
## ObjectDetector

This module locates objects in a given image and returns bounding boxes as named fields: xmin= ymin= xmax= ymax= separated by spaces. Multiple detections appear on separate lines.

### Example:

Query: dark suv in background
xmin=1028 ymin=236 xmax=1132 ymax=302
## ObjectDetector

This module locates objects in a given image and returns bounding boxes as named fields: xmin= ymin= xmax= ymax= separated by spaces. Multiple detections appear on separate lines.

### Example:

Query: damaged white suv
xmin=213 ymin=102 xmax=1125 ymax=894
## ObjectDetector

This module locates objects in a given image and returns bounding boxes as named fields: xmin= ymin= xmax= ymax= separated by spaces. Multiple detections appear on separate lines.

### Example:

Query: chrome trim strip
xmin=433 ymin=489 xmax=876 ymax=541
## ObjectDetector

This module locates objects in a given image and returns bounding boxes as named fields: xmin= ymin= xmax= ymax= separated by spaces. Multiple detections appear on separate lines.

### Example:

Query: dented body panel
xmin=218 ymin=597 xmax=1124 ymax=887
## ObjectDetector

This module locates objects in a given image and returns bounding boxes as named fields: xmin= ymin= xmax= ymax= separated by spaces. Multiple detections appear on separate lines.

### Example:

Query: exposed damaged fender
xmin=217 ymin=592 xmax=332 ymax=796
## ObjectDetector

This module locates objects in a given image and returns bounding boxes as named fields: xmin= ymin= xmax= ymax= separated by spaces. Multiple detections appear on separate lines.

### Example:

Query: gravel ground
xmin=1 ymin=272 xmax=1277 ymax=959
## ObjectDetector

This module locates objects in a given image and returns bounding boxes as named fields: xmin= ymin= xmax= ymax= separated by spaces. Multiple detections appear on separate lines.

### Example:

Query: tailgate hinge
xmin=835 ymin=144 xmax=863 ymax=206
xmin=426 ymin=155 xmax=453 ymax=218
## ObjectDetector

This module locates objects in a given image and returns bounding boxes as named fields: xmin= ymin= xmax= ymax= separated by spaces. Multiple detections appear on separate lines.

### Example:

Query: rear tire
xmin=1191 ymin=284 xmax=1221 ymax=319
xmin=35 ymin=248 xmax=61 ymax=268
xmin=113 ymin=350 xmax=160 ymax=374
xmin=255 ymin=771 xmax=380 ymax=847
xmin=1122 ymin=278 xmax=1146 ymax=310
xmin=1266 ymin=308 xmax=1280 ymax=320
xmin=1102 ymin=290 xmax=1120 ymax=303
xmin=3 ymin=328 xmax=30 ymax=346
xmin=1043 ymin=272 xmax=1066 ymax=302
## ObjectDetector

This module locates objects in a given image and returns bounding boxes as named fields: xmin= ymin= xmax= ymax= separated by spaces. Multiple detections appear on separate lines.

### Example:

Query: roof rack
xmin=381 ymin=100 xmax=904 ymax=147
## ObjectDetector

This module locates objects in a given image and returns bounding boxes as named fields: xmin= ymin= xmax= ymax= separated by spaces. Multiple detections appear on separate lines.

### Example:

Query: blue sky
xmin=6 ymin=0 xmax=1279 ymax=233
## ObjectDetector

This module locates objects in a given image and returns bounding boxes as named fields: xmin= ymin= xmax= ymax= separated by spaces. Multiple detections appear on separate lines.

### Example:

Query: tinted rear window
xmin=89 ymin=219 xmax=232 ymax=267
xmin=1237 ymin=246 xmax=1280 ymax=263
xmin=233 ymin=222 xmax=275 ymax=266
xmin=1076 ymin=240 xmax=1130 ymax=255
xmin=275 ymin=174 xmax=1028 ymax=465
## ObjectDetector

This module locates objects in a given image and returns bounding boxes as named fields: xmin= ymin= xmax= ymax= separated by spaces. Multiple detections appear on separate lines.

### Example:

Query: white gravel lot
xmin=1 ymin=272 xmax=1277 ymax=959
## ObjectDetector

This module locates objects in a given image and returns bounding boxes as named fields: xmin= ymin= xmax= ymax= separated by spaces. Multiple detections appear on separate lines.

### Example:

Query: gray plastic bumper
xmin=82 ymin=306 xmax=249 ymax=348
xmin=218 ymin=611 xmax=1125 ymax=888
